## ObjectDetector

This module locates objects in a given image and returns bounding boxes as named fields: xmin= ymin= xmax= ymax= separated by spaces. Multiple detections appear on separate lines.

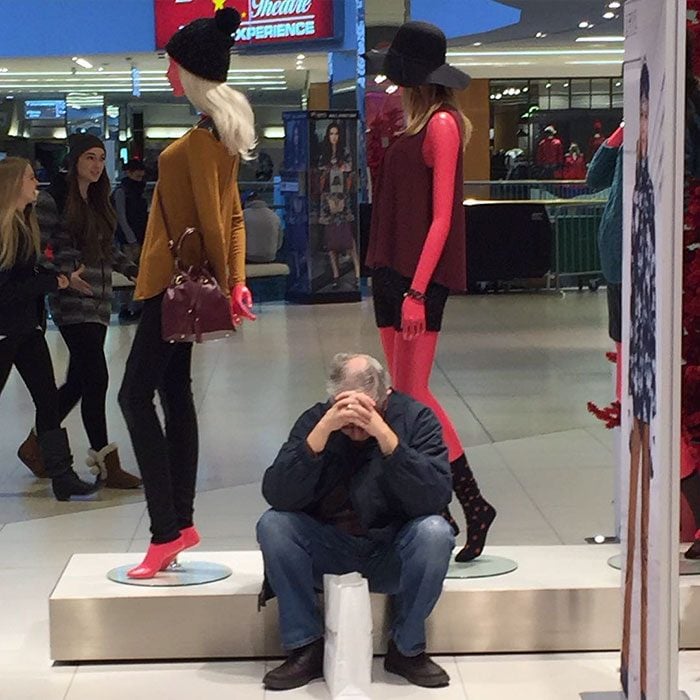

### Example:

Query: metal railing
xmin=545 ymin=199 xmax=607 ymax=292
xmin=464 ymin=179 xmax=606 ymax=202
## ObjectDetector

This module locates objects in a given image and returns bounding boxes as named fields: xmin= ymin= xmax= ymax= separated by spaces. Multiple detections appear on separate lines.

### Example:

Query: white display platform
xmin=48 ymin=545 xmax=700 ymax=662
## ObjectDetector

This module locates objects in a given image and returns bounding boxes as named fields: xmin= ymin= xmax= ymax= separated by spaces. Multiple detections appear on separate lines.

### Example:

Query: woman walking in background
xmin=0 ymin=157 xmax=97 ymax=501
xmin=17 ymin=134 xmax=142 ymax=491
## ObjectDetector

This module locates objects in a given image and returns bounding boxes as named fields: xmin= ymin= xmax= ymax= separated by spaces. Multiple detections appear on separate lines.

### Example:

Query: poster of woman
xmin=310 ymin=113 xmax=360 ymax=292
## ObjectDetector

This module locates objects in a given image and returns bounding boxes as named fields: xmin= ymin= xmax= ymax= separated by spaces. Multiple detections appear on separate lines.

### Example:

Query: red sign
xmin=154 ymin=0 xmax=336 ymax=50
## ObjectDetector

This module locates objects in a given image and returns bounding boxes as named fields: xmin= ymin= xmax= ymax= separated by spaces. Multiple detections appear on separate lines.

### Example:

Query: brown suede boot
xmin=87 ymin=444 xmax=142 ymax=489
xmin=17 ymin=430 xmax=49 ymax=478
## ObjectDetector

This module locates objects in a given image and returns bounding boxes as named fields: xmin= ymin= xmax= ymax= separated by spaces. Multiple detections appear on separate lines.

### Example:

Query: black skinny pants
xmin=0 ymin=329 xmax=60 ymax=435
xmin=118 ymin=293 xmax=197 ymax=544
xmin=57 ymin=322 xmax=109 ymax=451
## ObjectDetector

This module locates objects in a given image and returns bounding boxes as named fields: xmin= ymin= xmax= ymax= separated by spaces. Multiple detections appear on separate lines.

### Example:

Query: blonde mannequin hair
xmin=402 ymin=84 xmax=473 ymax=149
xmin=0 ymin=157 xmax=40 ymax=270
xmin=180 ymin=67 xmax=256 ymax=160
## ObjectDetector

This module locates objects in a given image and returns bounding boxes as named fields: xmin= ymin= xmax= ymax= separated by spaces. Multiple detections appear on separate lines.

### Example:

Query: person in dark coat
xmin=257 ymin=353 xmax=455 ymax=691
xmin=0 ymin=157 xmax=97 ymax=500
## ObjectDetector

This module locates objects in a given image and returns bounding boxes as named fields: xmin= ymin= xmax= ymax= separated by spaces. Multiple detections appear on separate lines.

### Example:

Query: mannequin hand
xmin=608 ymin=126 xmax=624 ymax=149
xmin=401 ymin=295 xmax=426 ymax=341
xmin=230 ymin=283 xmax=256 ymax=325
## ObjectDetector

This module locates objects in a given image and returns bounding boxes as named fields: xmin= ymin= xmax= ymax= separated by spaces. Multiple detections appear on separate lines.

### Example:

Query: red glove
xmin=401 ymin=295 xmax=426 ymax=341
xmin=230 ymin=282 xmax=256 ymax=325
xmin=607 ymin=125 xmax=624 ymax=149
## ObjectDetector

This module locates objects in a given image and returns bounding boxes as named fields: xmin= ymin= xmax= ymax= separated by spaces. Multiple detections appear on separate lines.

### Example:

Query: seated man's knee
xmin=256 ymin=509 xmax=304 ymax=549
xmin=409 ymin=515 xmax=455 ymax=553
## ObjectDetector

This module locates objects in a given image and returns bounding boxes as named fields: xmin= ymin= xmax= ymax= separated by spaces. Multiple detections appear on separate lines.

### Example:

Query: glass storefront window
xmin=571 ymin=79 xmax=591 ymax=109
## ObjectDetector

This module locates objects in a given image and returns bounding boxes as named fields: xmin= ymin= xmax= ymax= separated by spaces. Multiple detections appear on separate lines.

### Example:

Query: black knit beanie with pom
xmin=165 ymin=7 xmax=241 ymax=83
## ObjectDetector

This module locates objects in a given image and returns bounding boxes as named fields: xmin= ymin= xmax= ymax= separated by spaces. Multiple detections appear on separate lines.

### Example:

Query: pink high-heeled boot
xmin=157 ymin=526 xmax=201 ymax=572
xmin=180 ymin=525 xmax=201 ymax=550
xmin=127 ymin=536 xmax=186 ymax=579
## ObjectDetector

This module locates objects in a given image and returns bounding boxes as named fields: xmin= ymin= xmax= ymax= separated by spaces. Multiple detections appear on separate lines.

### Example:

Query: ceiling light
xmin=490 ymin=94 xmax=495 ymax=99
xmin=576 ymin=36 xmax=624 ymax=42
xmin=615 ymin=81 xmax=622 ymax=86
xmin=263 ymin=126 xmax=285 ymax=139
xmin=473 ymin=42 xmax=482 ymax=46
xmin=579 ymin=21 xmax=591 ymax=28
xmin=0 ymin=68 xmax=7 ymax=73
xmin=374 ymin=74 xmax=387 ymax=84
xmin=98 ymin=67 xmax=104 ymax=72
xmin=563 ymin=82 xmax=569 ymax=87
xmin=385 ymin=84 xmax=398 ymax=94
xmin=523 ymin=86 xmax=529 ymax=92
xmin=603 ymin=11 xmax=615 ymax=19
xmin=495 ymin=93 xmax=502 ymax=100
xmin=296 ymin=54 xmax=305 ymax=60
xmin=145 ymin=126 xmax=189 ymax=139
xmin=52 ymin=127 xmax=67 ymax=139
xmin=545 ymin=82 xmax=552 ymax=88
xmin=514 ymin=88 xmax=521 ymax=95
xmin=535 ymin=31 xmax=546 ymax=38
xmin=609 ymin=1 xmax=621 ymax=7
xmin=72 ymin=57 xmax=93 ymax=69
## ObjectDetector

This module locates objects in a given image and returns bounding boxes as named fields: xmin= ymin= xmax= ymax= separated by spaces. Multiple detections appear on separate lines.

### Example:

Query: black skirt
xmin=371 ymin=267 xmax=450 ymax=332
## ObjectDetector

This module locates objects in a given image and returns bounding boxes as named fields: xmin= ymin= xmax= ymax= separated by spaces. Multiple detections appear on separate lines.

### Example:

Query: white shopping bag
xmin=323 ymin=572 xmax=373 ymax=700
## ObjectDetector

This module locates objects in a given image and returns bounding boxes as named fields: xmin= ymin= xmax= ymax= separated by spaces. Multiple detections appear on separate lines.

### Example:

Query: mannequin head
xmin=568 ymin=143 xmax=581 ymax=158
xmin=167 ymin=58 xmax=185 ymax=97
xmin=164 ymin=7 xmax=255 ymax=159
xmin=178 ymin=66 xmax=256 ymax=160
xmin=401 ymin=84 xmax=473 ymax=147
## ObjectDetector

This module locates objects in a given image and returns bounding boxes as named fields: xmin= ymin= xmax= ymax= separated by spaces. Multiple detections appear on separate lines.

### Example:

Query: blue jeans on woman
xmin=256 ymin=510 xmax=454 ymax=657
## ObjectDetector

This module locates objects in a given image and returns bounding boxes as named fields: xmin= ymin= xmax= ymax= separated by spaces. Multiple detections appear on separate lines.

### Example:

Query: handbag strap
xmin=155 ymin=187 xmax=209 ymax=270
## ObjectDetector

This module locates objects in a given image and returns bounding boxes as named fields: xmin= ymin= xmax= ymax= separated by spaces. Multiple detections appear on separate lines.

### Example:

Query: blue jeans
xmin=256 ymin=510 xmax=454 ymax=657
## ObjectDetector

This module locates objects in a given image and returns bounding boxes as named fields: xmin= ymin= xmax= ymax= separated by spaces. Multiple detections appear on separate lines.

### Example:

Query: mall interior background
xmin=3 ymin=1 xmax=693 ymax=699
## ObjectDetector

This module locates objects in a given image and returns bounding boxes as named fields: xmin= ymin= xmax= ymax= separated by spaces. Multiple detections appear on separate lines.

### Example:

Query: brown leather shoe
xmin=87 ymin=444 xmax=142 ymax=489
xmin=384 ymin=639 xmax=449 ymax=688
xmin=263 ymin=638 xmax=324 ymax=691
xmin=18 ymin=430 xmax=49 ymax=478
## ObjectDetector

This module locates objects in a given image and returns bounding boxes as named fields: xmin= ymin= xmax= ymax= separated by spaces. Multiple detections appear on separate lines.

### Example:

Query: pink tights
xmin=379 ymin=327 xmax=463 ymax=462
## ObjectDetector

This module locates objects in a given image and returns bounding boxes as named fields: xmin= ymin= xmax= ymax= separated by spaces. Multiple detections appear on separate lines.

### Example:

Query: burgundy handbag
xmin=158 ymin=194 xmax=235 ymax=344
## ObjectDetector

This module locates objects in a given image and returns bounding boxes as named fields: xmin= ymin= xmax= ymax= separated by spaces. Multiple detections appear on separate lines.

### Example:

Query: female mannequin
xmin=365 ymin=21 xmax=496 ymax=561
xmin=118 ymin=7 xmax=256 ymax=578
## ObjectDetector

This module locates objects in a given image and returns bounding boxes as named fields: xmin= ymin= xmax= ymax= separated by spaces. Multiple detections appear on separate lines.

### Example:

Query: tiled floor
xmin=0 ymin=290 xmax=667 ymax=698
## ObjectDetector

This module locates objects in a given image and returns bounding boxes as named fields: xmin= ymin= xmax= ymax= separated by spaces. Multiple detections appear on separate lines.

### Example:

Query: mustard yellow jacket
xmin=135 ymin=126 xmax=246 ymax=301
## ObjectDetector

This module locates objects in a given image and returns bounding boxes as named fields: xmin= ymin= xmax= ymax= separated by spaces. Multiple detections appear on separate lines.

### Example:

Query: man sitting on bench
xmin=257 ymin=353 xmax=455 ymax=690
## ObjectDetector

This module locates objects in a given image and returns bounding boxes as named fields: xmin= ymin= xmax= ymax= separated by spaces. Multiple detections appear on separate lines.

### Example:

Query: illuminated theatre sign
xmin=155 ymin=0 xmax=338 ymax=50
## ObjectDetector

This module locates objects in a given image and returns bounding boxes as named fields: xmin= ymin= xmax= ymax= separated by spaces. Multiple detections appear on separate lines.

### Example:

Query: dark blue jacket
xmin=262 ymin=390 xmax=452 ymax=544
xmin=587 ymin=143 xmax=623 ymax=284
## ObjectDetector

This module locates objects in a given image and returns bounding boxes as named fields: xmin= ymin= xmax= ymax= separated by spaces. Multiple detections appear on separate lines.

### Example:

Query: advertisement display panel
xmin=282 ymin=111 xmax=360 ymax=302
xmin=155 ymin=0 xmax=338 ymax=50
xmin=620 ymin=1 xmax=685 ymax=698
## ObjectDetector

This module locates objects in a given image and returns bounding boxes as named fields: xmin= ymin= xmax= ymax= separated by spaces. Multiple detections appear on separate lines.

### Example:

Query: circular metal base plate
xmin=446 ymin=555 xmax=518 ymax=579
xmin=107 ymin=560 xmax=233 ymax=587
xmin=607 ymin=553 xmax=700 ymax=576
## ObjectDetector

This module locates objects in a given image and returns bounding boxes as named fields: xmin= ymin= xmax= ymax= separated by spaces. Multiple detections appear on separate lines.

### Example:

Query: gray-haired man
xmin=257 ymin=353 xmax=454 ymax=691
